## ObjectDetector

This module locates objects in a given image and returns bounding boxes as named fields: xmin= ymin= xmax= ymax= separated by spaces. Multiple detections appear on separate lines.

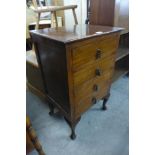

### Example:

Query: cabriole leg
xmin=64 ymin=117 xmax=81 ymax=140
xmin=49 ymin=103 xmax=55 ymax=116
xmin=102 ymin=92 xmax=110 ymax=110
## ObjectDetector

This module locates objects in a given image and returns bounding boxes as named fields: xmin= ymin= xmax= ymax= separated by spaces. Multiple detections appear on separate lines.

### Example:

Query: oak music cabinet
xmin=30 ymin=24 xmax=122 ymax=139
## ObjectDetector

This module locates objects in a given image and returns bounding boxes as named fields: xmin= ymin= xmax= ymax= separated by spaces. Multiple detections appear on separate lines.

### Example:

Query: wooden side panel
xmin=31 ymin=34 xmax=70 ymax=113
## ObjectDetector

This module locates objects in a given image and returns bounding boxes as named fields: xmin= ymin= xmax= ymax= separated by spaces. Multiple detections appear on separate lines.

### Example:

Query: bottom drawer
xmin=74 ymin=69 xmax=114 ymax=103
xmin=75 ymin=83 xmax=110 ymax=118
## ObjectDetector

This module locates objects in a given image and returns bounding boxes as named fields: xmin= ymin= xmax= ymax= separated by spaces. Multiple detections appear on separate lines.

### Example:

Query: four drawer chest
xmin=30 ymin=24 xmax=123 ymax=139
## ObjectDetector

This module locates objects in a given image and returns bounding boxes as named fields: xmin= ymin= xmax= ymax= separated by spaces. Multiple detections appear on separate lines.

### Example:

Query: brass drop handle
xmin=95 ymin=68 xmax=102 ymax=76
xmin=93 ymin=84 xmax=99 ymax=91
xmin=96 ymin=49 xmax=102 ymax=59
xmin=92 ymin=97 xmax=97 ymax=104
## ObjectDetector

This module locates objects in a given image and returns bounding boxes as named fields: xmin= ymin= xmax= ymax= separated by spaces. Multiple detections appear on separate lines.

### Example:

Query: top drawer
xmin=72 ymin=33 xmax=119 ymax=72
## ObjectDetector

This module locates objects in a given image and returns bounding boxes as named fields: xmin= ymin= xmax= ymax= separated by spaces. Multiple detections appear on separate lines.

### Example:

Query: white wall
xmin=64 ymin=0 xmax=87 ymax=27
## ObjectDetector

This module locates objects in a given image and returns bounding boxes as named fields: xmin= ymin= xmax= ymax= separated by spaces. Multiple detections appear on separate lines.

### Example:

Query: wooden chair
xmin=26 ymin=116 xmax=45 ymax=155
xmin=31 ymin=0 xmax=78 ymax=29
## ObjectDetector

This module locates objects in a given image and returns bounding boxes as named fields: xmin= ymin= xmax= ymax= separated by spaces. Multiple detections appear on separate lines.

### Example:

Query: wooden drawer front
xmin=75 ymin=84 xmax=109 ymax=117
xmin=73 ymin=54 xmax=115 ymax=87
xmin=74 ymin=70 xmax=113 ymax=103
xmin=72 ymin=33 xmax=119 ymax=72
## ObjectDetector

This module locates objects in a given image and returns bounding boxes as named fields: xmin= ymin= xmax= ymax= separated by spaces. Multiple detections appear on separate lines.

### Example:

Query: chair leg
xmin=51 ymin=12 xmax=53 ymax=28
xmin=53 ymin=11 xmax=58 ymax=27
xmin=36 ymin=13 xmax=41 ymax=30
xmin=72 ymin=8 xmax=78 ymax=25
xmin=26 ymin=116 xmax=45 ymax=155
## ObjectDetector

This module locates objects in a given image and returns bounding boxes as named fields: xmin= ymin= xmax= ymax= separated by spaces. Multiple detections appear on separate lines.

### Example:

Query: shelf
xmin=120 ymin=29 xmax=129 ymax=35
xmin=112 ymin=68 xmax=128 ymax=82
xmin=113 ymin=54 xmax=129 ymax=82
xmin=116 ymin=46 xmax=129 ymax=61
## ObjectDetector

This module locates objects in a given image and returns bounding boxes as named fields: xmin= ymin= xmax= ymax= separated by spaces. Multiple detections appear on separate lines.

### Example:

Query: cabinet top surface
xmin=30 ymin=24 xmax=123 ymax=44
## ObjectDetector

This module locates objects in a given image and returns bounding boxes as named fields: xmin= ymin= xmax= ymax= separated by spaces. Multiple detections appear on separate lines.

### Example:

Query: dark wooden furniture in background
xmin=29 ymin=21 xmax=51 ymax=31
xmin=30 ymin=24 xmax=122 ymax=139
xmin=26 ymin=50 xmax=47 ymax=99
xmin=86 ymin=0 xmax=129 ymax=80
xmin=26 ymin=116 xmax=45 ymax=155
xmin=26 ymin=20 xmax=52 ymax=95
xmin=27 ymin=21 xmax=51 ymax=51
xmin=86 ymin=0 xmax=129 ymax=32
